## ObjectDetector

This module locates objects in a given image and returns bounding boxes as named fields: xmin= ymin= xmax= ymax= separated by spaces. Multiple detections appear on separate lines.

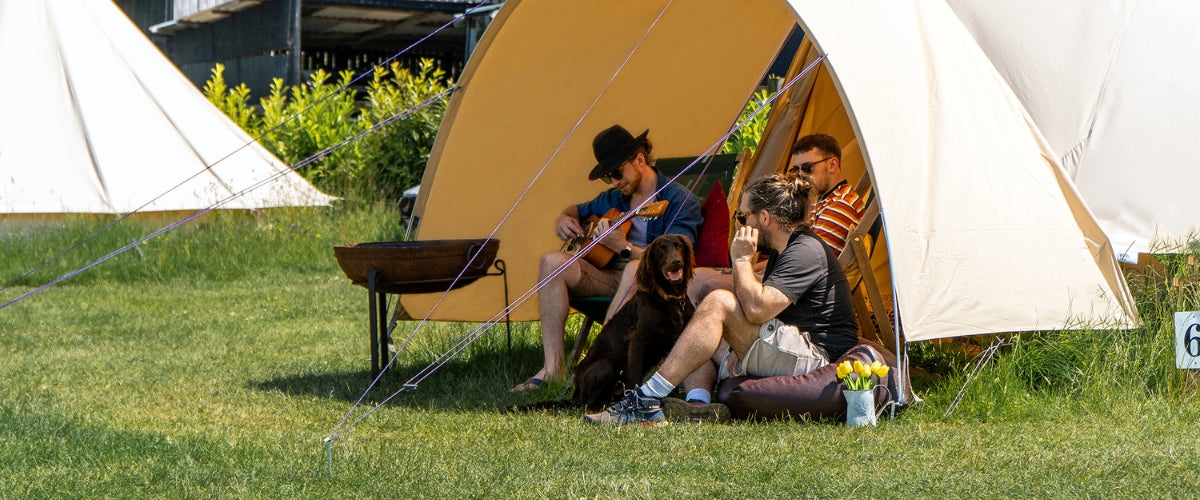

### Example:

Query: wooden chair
xmin=565 ymin=152 xmax=744 ymax=370
xmin=837 ymin=171 xmax=898 ymax=354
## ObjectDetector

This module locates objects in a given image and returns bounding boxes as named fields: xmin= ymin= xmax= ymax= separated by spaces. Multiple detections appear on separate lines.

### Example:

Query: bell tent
xmin=402 ymin=0 xmax=1139 ymax=343
xmin=946 ymin=0 xmax=1200 ymax=261
xmin=0 ymin=0 xmax=334 ymax=215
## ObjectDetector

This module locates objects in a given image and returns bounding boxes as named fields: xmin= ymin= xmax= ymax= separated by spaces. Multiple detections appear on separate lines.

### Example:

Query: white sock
xmin=685 ymin=388 xmax=712 ymax=404
xmin=640 ymin=373 xmax=675 ymax=399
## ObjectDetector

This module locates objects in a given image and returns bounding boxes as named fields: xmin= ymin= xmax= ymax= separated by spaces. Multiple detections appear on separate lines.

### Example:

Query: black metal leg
xmin=367 ymin=269 xmax=381 ymax=378
xmin=495 ymin=259 xmax=512 ymax=356
xmin=377 ymin=287 xmax=389 ymax=375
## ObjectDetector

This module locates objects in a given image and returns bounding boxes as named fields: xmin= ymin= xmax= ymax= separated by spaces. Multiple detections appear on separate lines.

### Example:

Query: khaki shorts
xmin=571 ymin=258 xmax=623 ymax=297
xmin=718 ymin=319 xmax=830 ymax=381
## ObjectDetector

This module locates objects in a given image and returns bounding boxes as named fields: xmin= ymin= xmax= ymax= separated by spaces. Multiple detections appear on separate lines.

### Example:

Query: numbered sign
xmin=1176 ymin=312 xmax=1200 ymax=369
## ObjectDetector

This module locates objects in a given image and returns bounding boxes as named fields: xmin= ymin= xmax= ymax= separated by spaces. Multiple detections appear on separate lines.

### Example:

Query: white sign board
xmin=1175 ymin=312 xmax=1200 ymax=369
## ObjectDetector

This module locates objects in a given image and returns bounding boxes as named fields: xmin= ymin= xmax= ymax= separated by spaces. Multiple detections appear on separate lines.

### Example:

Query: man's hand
xmin=730 ymin=225 xmax=758 ymax=262
xmin=592 ymin=218 xmax=628 ymax=252
xmin=556 ymin=214 xmax=585 ymax=241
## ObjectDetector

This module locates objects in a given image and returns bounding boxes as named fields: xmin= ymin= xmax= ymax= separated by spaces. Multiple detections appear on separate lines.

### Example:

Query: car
xmin=398 ymin=184 xmax=420 ymax=218
xmin=399 ymin=184 xmax=420 ymax=236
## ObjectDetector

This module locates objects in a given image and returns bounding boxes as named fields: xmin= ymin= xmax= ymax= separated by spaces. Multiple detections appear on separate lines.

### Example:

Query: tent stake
xmin=324 ymin=437 xmax=334 ymax=474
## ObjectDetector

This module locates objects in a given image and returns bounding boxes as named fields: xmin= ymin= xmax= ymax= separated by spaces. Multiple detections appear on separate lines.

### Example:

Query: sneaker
xmin=583 ymin=389 xmax=667 ymax=426
xmin=663 ymin=397 xmax=731 ymax=424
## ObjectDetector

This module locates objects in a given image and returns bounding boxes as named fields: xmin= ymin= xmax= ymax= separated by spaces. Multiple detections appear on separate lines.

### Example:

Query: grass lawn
xmin=2 ymin=208 xmax=1199 ymax=498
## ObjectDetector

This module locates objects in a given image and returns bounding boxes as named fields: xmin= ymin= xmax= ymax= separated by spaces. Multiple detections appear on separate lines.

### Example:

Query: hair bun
xmin=790 ymin=174 xmax=813 ymax=197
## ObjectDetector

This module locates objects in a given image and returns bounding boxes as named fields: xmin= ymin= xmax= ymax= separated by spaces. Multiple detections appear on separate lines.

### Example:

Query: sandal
xmin=510 ymin=377 xmax=546 ymax=392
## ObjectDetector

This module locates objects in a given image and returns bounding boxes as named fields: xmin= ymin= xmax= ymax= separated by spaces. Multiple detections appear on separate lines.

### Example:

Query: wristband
xmin=733 ymin=256 xmax=751 ymax=264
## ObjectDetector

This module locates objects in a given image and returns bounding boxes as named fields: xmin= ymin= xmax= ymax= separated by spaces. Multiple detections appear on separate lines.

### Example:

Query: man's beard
xmin=757 ymin=229 xmax=771 ymax=250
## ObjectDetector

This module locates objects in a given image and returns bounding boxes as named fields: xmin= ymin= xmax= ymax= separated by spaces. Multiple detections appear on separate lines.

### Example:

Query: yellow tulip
xmin=853 ymin=360 xmax=870 ymax=377
xmin=872 ymin=362 xmax=890 ymax=378
xmin=837 ymin=361 xmax=852 ymax=379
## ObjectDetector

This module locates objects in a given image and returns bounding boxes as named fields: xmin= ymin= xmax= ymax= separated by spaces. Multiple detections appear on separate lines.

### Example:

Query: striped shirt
xmin=808 ymin=180 xmax=865 ymax=256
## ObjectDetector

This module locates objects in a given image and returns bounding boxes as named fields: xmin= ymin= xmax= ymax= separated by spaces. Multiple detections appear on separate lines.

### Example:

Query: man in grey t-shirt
xmin=585 ymin=174 xmax=858 ymax=425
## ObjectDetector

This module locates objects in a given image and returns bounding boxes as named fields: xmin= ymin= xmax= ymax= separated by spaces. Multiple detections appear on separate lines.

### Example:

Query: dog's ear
xmin=680 ymin=235 xmax=695 ymax=282
xmin=635 ymin=238 xmax=658 ymax=293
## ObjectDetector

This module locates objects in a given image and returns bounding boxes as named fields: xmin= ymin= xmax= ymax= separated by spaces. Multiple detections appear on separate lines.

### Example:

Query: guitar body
xmin=561 ymin=201 xmax=668 ymax=269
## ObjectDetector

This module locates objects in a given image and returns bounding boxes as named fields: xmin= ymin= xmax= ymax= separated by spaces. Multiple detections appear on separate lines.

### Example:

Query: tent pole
xmin=882 ymin=210 xmax=907 ymax=408
xmin=285 ymin=0 xmax=302 ymax=87
xmin=895 ymin=311 xmax=906 ymax=408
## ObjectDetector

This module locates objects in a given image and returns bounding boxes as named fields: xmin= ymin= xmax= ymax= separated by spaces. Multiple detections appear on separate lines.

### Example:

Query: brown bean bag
xmin=715 ymin=340 xmax=911 ymax=421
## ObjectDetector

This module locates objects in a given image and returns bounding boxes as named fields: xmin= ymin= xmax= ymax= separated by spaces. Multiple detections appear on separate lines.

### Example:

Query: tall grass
xmin=2 ymin=207 xmax=1199 ymax=496
xmin=1 ymin=203 xmax=401 ymax=288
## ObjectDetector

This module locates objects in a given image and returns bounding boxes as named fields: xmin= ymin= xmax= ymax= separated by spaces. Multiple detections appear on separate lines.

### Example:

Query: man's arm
xmin=729 ymin=225 xmax=791 ymax=324
xmin=662 ymin=185 xmax=703 ymax=245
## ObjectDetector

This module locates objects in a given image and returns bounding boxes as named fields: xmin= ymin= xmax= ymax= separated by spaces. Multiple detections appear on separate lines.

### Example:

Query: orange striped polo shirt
xmin=808 ymin=180 xmax=865 ymax=256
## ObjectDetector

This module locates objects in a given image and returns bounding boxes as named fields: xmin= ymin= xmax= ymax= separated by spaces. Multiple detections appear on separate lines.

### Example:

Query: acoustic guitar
xmin=561 ymin=200 xmax=669 ymax=268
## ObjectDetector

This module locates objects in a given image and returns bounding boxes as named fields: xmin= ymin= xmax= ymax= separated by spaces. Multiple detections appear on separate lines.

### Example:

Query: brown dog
xmin=572 ymin=234 xmax=696 ymax=409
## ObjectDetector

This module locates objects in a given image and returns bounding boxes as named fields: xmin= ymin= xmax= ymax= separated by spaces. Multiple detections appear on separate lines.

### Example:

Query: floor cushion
xmin=715 ymin=340 xmax=911 ymax=421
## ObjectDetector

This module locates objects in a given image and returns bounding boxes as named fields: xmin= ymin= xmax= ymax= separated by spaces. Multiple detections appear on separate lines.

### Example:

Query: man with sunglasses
xmin=788 ymin=133 xmax=865 ymax=257
xmin=666 ymin=135 xmax=865 ymax=413
xmin=585 ymin=174 xmax=858 ymax=425
xmin=512 ymin=124 xmax=702 ymax=392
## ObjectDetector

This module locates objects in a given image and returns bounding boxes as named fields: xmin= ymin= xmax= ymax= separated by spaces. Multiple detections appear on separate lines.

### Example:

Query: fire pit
xmin=333 ymin=238 xmax=508 ymax=376
xmin=334 ymin=239 xmax=500 ymax=293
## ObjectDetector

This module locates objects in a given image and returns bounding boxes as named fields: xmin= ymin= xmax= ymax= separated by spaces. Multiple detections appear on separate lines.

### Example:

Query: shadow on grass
xmin=250 ymin=339 xmax=573 ymax=412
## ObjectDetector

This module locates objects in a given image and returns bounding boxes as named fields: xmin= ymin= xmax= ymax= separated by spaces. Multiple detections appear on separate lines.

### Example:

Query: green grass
xmin=2 ymin=207 xmax=1200 ymax=497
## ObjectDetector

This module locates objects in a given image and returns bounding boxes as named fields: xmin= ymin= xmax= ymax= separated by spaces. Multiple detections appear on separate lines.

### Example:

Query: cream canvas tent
xmin=404 ymin=0 xmax=1139 ymax=343
xmin=947 ymin=1 xmax=1200 ymax=262
xmin=0 ymin=0 xmax=334 ymax=214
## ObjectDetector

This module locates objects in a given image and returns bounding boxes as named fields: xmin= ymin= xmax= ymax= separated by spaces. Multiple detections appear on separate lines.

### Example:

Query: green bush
xmin=202 ymin=60 xmax=453 ymax=203
xmin=258 ymin=69 xmax=363 ymax=193
xmin=722 ymin=88 xmax=772 ymax=155
xmin=359 ymin=60 xmax=451 ymax=201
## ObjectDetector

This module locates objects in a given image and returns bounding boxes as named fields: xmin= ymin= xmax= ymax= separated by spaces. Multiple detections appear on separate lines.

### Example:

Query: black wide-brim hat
xmin=587 ymin=125 xmax=650 ymax=181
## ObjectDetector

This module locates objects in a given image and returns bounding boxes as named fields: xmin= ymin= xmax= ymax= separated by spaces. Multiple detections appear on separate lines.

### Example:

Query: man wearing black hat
xmin=513 ymin=124 xmax=703 ymax=392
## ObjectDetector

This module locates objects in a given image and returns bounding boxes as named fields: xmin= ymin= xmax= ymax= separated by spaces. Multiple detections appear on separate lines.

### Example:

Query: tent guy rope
xmin=0 ymin=86 xmax=458 ymax=313
xmin=1 ymin=0 xmax=492 ymax=293
xmin=324 ymin=51 xmax=829 ymax=443
xmin=324 ymin=0 xmax=680 ymax=441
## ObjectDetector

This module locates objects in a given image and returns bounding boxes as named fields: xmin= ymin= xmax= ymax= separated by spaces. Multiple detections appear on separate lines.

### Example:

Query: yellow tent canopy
xmin=404 ymin=0 xmax=1139 ymax=342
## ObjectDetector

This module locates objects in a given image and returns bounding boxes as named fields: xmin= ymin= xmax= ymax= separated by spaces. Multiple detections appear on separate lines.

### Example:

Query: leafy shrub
xmin=257 ymin=69 xmax=362 ymax=192
xmin=202 ymin=59 xmax=453 ymax=203
xmin=202 ymin=64 xmax=259 ymax=132
xmin=722 ymin=88 xmax=772 ymax=155
xmin=359 ymin=60 xmax=451 ymax=201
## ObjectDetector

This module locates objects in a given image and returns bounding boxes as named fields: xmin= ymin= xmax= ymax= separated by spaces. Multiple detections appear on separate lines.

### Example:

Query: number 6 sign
xmin=1176 ymin=312 xmax=1200 ymax=369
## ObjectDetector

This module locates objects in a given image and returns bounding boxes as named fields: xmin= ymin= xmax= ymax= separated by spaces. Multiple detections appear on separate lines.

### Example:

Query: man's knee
xmin=698 ymin=289 xmax=737 ymax=313
xmin=539 ymin=252 xmax=573 ymax=278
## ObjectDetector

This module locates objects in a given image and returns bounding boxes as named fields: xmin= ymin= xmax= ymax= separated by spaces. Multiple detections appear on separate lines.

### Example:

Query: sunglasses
xmin=600 ymin=164 xmax=624 ymax=184
xmin=790 ymin=156 xmax=834 ymax=175
xmin=734 ymin=210 xmax=754 ymax=225
xmin=601 ymin=156 xmax=639 ymax=184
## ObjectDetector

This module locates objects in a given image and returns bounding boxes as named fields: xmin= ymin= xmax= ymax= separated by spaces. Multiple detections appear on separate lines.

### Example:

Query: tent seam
xmin=51 ymin=4 xmax=114 ymax=213
xmin=1064 ymin=0 xmax=1137 ymax=173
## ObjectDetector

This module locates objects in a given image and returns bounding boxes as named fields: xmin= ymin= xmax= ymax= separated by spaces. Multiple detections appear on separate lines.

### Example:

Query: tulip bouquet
xmin=836 ymin=359 xmax=889 ymax=391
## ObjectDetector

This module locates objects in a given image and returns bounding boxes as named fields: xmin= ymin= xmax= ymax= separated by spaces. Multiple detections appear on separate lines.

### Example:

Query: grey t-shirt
xmin=762 ymin=228 xmax=859 ymax=361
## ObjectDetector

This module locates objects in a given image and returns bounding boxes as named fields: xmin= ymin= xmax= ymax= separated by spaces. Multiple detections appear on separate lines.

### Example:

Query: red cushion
xmin=694 ymin=182 xmax=731 ymax=268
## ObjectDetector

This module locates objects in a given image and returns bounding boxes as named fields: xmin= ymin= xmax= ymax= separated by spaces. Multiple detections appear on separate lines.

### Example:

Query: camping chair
xmin=566 ymin=152 xmax=745 ymax=370
xmin=837 ymin=170 xmax=897 ymax=354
